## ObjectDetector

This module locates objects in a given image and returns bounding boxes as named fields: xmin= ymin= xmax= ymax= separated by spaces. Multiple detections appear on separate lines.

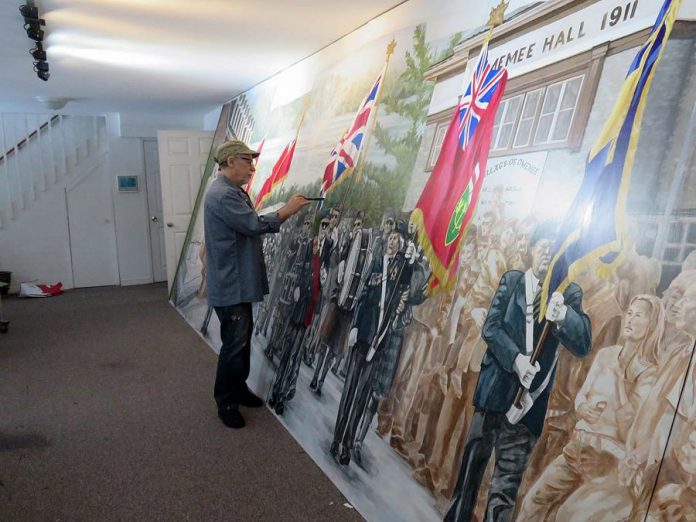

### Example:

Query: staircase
xmin=0 ymin=113 xmax=108 ymax=229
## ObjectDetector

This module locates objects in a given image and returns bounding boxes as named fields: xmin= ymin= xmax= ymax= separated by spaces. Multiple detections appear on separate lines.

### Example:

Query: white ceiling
xmin=1 ymin=0 xmax=406 ymax=114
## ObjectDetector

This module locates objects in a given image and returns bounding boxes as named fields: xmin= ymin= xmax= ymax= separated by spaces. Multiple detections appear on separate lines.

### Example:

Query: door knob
xmin=167 ymin=222 xmax=174 ymax=228
xmin=151 ymin=216 xmax=159 ymax=222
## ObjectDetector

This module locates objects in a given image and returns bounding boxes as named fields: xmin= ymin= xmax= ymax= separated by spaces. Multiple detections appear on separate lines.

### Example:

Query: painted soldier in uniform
xmin=330 ymin=223 xmax=415 ymax=467
xmin=310 ymin=212 xmax=366 ymax=394
xmin=445 ymin=222 xmax=592 ymax=521
xmin=264 ymin=216 xmax=313 ymax=359
xmin=302 ymin=215 xmax=334 ymax=367
xmin=352 ymin=219 xmax=428 ymax=466
xmin=267 ymin=217 xmax=320 ymax=415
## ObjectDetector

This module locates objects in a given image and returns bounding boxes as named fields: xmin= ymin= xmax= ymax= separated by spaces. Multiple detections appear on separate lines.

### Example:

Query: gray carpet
xmin=0 ymin=284 xmax=363 ymax=521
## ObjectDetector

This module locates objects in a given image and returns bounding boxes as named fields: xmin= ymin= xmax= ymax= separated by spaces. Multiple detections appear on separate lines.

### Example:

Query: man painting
xmin=204 ymin=139 xmax=308 ymax=429
xmin=445 ymin=223 xmax=592 ymax=521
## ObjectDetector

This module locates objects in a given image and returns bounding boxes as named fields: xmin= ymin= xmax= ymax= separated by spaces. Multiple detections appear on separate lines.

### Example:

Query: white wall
xmin=0 ymin=109 xmax=212 ymax=293
xmin=203 ymin=105 xmax=223 ymax=131
xmin=109 ymin=111 xmax=212 ymax=286
xmin=109 ymin=136 xmax=154 ymax=286
xmin=119 ymin=111 xmax=209 ymax=138
xmin=0 ymin=185 xmax=74 ymax=292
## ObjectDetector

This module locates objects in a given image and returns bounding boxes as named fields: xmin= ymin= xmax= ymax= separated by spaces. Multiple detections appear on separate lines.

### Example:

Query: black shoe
xmin=218 ymin=408 xmax=245 ymax=429
xmin=329 ymin=441 xmax=340 ymax=458
xmin=309 ymin=378 xmax=318 ymax=390
xmin=240 ymin=389 xmax=264 ymax=408
xmin=338 ymin=447 xmax=351 ymax=466
xmin=274 ymin=401 xmax=285 ymax=415
xmin=353 ymin=444 xmax=363 ymax=467
xmin=268 ymin=395 xmax=276 ymax=408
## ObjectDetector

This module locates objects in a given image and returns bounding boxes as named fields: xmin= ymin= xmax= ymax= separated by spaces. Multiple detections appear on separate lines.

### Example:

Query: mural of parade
xmin=170 ymin=0 xmax=696 ymax=520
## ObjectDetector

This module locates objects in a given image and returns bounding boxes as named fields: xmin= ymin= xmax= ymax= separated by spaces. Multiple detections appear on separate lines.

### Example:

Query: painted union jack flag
xmin=457 ymin=42 xmax=507 ymax=150
xmin=320 ymin=67 xmax=385 ymax=198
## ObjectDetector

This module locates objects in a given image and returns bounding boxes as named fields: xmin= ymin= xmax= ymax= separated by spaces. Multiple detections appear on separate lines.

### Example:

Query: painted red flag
xmin=254 ymin=137 xmax=297 ymax=209
xmin=411 ymin=44 xmax=507 ymax=293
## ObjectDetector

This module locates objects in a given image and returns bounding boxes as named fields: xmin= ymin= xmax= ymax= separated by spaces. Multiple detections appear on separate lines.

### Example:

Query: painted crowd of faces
xmin=255 ymin=194 xmax=696 ymax=521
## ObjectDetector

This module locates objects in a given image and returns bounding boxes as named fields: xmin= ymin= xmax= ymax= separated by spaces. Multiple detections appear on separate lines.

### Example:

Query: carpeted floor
xmin=0 ymin=284 xmax=363 ymax=521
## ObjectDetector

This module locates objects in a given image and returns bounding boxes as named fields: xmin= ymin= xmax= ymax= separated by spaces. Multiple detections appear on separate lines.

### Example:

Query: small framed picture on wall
xmin=117 ymin=175 xmax=139 ymax=192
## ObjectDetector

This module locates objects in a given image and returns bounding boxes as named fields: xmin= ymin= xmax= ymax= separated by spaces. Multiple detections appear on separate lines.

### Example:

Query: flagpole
xmin=353 ymin=38 xmax=397 ymax=183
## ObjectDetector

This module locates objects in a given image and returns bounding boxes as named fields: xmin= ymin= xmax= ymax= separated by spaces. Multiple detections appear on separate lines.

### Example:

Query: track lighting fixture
xmin=25 ymin=22 xmax=44 ymax=42
xmin=19 ymin=2 xmax=51 ymax=81
xmin=30 ymin=43 xmax=46 ymax=61
xmin=33 ymin=61 xmax=49 ymax=73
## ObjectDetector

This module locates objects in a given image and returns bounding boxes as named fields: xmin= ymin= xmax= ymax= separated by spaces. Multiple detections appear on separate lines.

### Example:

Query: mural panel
xmin=171 ymin=0 xmax=696 ymax=520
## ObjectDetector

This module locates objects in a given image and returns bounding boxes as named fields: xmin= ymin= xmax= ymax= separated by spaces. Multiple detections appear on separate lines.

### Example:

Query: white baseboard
xmin=120 ymin=277 xmax=154 ymax=286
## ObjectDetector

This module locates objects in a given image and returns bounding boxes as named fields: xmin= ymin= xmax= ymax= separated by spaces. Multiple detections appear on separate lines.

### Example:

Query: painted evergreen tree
xmin=372 ymin=25 xmax=461 ymax=181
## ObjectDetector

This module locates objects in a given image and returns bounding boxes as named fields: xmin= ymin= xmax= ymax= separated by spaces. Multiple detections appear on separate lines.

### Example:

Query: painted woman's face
xmin=622 ymin=299 xmax=651 ymax=343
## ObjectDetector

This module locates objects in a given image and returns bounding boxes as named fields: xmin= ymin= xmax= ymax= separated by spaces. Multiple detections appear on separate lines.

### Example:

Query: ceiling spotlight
xmin=37 ymin=70 xmax=50 ymax=82
xmin=25 ymin=21 xmax=44 ymax=41
xmin=33 ymin=60 xmax=49 ymax=73
xmin=30 ymin=44 xmax=46 ymax=61
xmin=19 ymin=4 xmax=42 ymax=23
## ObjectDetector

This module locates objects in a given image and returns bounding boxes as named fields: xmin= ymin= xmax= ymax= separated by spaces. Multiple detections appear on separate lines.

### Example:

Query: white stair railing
xmin=0 ymin=113 xmax=108 ymax=229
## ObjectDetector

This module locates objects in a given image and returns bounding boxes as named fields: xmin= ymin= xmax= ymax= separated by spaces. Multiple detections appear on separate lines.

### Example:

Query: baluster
xmin=21 ymin=114 xmax=35 ymax=203
xmin=35 ymin=114 xmax=47 ymax=192
xmin=46 ymin=114 xmax=58 ymax=183
xmin=3 ymin=115 xmax=20 ymax=214
xmin=0 ymin=113 xmax=10 ymax=224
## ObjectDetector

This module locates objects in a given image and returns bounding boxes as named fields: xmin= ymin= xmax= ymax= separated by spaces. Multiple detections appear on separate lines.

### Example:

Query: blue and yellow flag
xmin=540 ymin=0 xmax=682 ymax=317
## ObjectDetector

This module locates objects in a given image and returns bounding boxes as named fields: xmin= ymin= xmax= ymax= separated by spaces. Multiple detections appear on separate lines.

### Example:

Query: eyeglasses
xmin=385 ymin=220 xmax=395 ymax=226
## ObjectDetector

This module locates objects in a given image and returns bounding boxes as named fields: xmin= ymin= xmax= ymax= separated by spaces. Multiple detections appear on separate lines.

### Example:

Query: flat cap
xmin=214 ymin=139 xmax=260 ymax=164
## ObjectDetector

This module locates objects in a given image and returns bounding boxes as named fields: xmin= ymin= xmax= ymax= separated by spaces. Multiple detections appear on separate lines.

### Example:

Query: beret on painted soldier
xmin=394 ymin=219 xmax=408 ymax=238
xmin=214 ymin=140 xmax=260 ymax=164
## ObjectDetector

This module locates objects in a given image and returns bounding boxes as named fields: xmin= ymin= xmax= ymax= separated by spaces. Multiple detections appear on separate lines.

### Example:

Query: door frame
xmin=142 ymin=138 xmax=167 ymax=283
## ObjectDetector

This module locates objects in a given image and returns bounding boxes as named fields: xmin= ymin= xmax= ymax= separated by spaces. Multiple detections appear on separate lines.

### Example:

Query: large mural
xmin=170 ymin=0 xmax=696 ymax=520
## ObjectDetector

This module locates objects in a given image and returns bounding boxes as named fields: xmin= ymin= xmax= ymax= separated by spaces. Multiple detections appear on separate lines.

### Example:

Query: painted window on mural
xmin=491 ymin=94 xmax=523 ymax=150
xmin=426 ymin=123 xmax=449 ymax=170
xmin=487 ymin=74 xmax=585 ymax=154
xmin=513 ymin=88 xmax=543 ymax=147
xmin=534 ymin=75 xmax=584 ymax=144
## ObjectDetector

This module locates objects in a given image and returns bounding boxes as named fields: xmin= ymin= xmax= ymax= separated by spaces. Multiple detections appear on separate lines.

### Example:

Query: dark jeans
xmin=445 ymin=409 xmax=537 ymax=522
xmin=214 ymin=303 xmax=253 ymax=411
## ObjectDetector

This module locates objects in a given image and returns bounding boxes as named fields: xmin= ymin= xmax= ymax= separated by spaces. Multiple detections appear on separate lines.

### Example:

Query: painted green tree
xmin=371 ymin=25 xmax=461 ymax=186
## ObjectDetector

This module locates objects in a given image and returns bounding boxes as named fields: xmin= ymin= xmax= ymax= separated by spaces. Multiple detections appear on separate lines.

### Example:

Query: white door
xmin=143 ymin=139 xmax=167 ymax=282
xmin=66 ymin=163 xmax=120 ymax=288
xmin=158 ymin=130 xmax=214 ymax=290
